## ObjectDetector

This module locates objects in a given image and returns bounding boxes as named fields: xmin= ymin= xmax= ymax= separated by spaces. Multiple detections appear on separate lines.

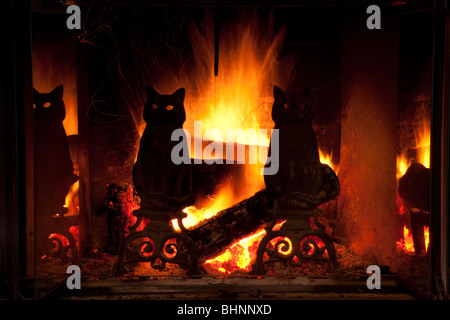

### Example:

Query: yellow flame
xmin=402 ymin=225 xmax=415 ymax=253
xmin=63 ymin=180 xmax=79 ymax=215
xmin=396 ymin=152 xmax=409 ymax=179
xmin=396 ymin=123 xmax=430 ymax=180
xmin=424 ymin=226 xmax=430 ymax=253
xmin=414 ymin=125 xmax=430 ymax=168
xmin=204 ymin=221 xmax=286 ymax=273
xmin=319 ymin=149 xmax=339 ymax=174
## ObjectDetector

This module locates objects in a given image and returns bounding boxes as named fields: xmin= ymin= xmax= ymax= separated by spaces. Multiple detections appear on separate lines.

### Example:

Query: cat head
xmin=33 ymin=85 xmax=64 ymax=110
xmin=272 ymin=86 xmax=314 ymax=125
xmin=143 ymin=86 xmax=186 ymax=126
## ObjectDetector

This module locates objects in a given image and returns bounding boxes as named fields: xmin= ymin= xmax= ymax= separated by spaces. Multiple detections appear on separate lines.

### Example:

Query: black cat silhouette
xmin=133 ymin=86 xmax=194 ymax=211
xmin=264 ymin=86 xmax=324 ymax=208
xmin=33 ymin=85 xmax=78 ymax=217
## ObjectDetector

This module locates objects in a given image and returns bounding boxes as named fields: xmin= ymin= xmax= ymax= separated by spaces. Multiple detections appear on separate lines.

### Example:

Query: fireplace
xmin=1 ymin=0 xmax=449 ymax=300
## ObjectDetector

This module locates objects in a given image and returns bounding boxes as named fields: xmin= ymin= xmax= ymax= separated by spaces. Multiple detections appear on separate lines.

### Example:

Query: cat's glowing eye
xmin=43 ymin=102 xmax=51 ymax=108
xmin=283 ymin=103 xmax=290 ymax=109
xmin=152 ymin=104 xmax=158 ymax=110
xmin=166 ymin=105 xmax=174 ymax=111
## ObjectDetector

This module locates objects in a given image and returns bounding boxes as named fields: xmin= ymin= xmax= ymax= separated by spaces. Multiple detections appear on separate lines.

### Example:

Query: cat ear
xmin=172 ymin=88 xmax=186 ymax=105
xmin=272 ymin=86 xmax=288 ymax=123
xmin=50 ymin=85 xmax=64 ymax=100
xmin=146 ymin=86 xmax=160 ymax=101
xmin=273 ymin=86 xmax=288 ymax=103
xmin=33 ymin=88 xmax=40 ymax=99
xmin=32 ymin=88 xmax=41 ymax=106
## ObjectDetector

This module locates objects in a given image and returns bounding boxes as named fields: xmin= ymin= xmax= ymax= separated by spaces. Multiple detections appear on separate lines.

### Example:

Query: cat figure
xmin=132 ymin=86 xmax=194 ymax=211
xmin=33 ymin=85 xmax=78 ymax=218
xmin=33 ymin=85 xmax=78 ymax=256
xmin=264 ymin=86 xmax=325 ymax=209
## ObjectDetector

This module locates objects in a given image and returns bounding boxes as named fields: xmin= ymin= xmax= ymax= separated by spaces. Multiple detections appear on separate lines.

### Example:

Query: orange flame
xmin=319 ymin=149 xmax=339 ymax=174
xmin=63 ymin=180 xmax=79 ymax=216
xmin=398 ymin=225 xmax=415 ymax=253
xmin=204 ymin=221 xmax=285 ymax=273
xmin=424 ymin=226 xmax=430 ymax=253
xmin=414 ymin=124 xmax=430 ymax=169
xmin=396 ymin=122 xmax=430 ymax=179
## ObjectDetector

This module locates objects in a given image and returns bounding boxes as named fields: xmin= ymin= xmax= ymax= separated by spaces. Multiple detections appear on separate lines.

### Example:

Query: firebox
xmin=1 ymin=0 xmax=449 ymax=301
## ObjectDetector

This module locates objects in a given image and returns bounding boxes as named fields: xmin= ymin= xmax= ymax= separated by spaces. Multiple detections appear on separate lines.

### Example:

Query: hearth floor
xmin=52 ymin=276 xmax=414 ymax=300
xmin=35 ymin=248 xmax=416 ymax=300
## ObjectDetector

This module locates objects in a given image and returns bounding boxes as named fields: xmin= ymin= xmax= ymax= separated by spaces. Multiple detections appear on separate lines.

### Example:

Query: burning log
xmin=108 ymin=162 xmax=339 ymax=266
xmin=398 ymin=162 xmax=430 ymax=255
xmin=398 ymin=162 xmax=430 ymax=212
xmin=188 ymin=163 xmax=340 ymax=262
xmin=188 ymin=189 xmax=274 ymax=262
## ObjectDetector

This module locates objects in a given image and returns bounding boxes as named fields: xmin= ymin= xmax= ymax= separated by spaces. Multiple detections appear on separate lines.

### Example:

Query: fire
xmin=63 ymin=180 xmax=79 ymax=215
xmin=396 ymin=152 xmax=409 ymax=179
xmin=414 ymin=124 xmax=430 ymax=168
xmin=204 ymin=222 xmax=285 ymax=273
xmin=183 ymin=12 xmax=286 ymax=140
xmin=424 ymin=226 xmax=430 ymax=252
xmin=204 ymin=229 xmax=267 ymax=274
xmin=396 ymin=225 xmax=430 ymax=254
xmin=398 ymin=225 xmax=415 ymax=253
xmin=319 ymin=149 xmax=339 ymax=174
xmin=396 ymin=122 xmax=430 ymax=179
xmin=173 ymin=183 xmax=237 ymax=230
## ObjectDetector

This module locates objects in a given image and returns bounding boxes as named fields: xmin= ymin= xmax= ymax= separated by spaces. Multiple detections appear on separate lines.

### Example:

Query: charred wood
xmin=188 ymin=163 xmax=339 ymax=262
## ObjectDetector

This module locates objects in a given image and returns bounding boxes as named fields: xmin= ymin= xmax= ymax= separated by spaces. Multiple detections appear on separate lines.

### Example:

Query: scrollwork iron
xmin=251 ymin=208 xmax=338 ymax=275
xmin=115 ymin=209 xmax=199 ymax=276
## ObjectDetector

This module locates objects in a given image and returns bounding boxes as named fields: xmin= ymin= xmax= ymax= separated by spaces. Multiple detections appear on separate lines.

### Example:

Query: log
xmin=398 ymin=162 xmax=430 ymax=212
xmin=107 ymin=163 xmax=339 ymax=262
xmin=187 ymin=188 xmax=275 ymax=262
xmin=188 ymin=163 xmax=340 ymax=262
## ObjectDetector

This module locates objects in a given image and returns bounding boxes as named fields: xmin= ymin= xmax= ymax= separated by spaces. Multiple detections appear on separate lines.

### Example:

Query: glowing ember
xmin=204 ymin=222 xmax=285 ymax=274
xmin=204 ymin=229 xmax=266 ymax=274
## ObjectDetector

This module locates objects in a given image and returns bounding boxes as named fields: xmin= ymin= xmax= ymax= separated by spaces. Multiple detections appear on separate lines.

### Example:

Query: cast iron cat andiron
xmin=33 ymin=85 xmax=79 ymax=261
xmin=251 ymin=86 xmax=339 ymax=274
xmin=133 ymin=86 xmax=195 ymax=212
xmin=264 ymin=85 xmax=327 ymax=209
xmin=116 ymin=86 xmax=198 ymax=275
